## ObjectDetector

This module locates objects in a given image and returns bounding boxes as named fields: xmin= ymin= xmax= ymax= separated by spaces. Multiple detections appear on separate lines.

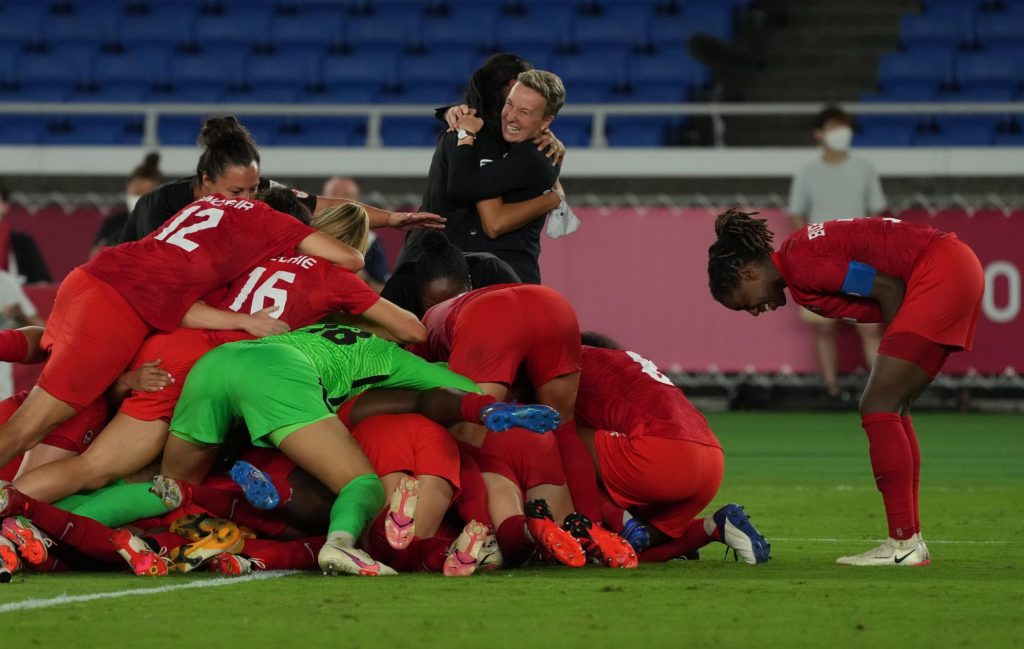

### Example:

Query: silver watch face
xmin=457 ymin=129 xmax=468 ymax=140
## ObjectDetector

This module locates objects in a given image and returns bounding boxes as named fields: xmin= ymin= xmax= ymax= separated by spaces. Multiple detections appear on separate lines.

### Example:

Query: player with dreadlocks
xmin=707 ymin=208 xmax=984 ymax=567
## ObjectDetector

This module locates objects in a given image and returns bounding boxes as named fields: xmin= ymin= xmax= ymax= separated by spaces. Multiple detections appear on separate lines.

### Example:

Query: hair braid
xmin=707 ymin=208 xmax=775 ymax=301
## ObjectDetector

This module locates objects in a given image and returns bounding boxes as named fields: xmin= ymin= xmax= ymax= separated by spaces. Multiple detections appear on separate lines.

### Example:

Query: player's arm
xmin=332 ymin=299 xmax=426 ymax=345
xmin=180 ymin=302 xmax=290 ymax=337
xmin=313 ymin=195 xmax=445 ymax=232
xmin=296 ymin=231 xmax=364 ymax=272
xmin=868 ymin=272 xmax=905 ymax=324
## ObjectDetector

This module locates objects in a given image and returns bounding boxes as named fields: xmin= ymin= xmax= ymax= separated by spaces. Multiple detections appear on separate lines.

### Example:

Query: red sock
xmin=144 ymin=531 xmax=188 ymax=554
xmin=362 ymin=513 xmax=450 ymax=572
xmin=638 ymin=518 xmax=713 ymax=563
xmin=455 ymin=443 xmax=492 ymax=527
xmin=552 ymin=420 xmax=601 ymax=522
xmin=0 ymin=329 xmax=28 ymax=363
xmin=495 ymin=515 xmax=534 ymax=567
xmin=460 ymin=393 xmax=496 ymax=424
xmin=189 ymin=483 xmax=289 ymax=538
xmin=902 ymin=414 xmax=922 ymax=534
xmin=25 ymin=498 xmax=121 ymax=564
xmin=243 ymin=537 xmax=322 ymax=570
xmin=861 ymin=412 xmax=915 ymax=540
xmin=599 ymin=494 xmax=626 ymax=533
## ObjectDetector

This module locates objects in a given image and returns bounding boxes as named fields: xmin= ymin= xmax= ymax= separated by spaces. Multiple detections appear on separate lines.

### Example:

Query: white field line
xmin=771 ymin=537 xmax=1009 ymax=545
xmin=0 ymin=569 xmax=301 ymax=614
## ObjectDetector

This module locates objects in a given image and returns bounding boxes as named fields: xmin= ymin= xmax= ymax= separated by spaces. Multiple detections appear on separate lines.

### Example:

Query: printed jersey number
xmin=154 ymin=205 xmax=224 ymax=252
xmin=625 ymin=351 xmax=674 ymax=386
xmin=228 ymin=267 xmax=296 ymax=316
xmin=305 ymin=323 xmax=373 ymax=346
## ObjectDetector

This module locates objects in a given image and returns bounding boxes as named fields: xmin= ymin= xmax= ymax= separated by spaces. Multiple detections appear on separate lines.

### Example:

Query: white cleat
xmin=318 ymin=542 xmax=397 ymax=577
xmin=836 ymin=534 xmax=931 ymax=566
xmin=385 ymin=476 xmax=419 ymax=551
xmin=443 ymin=520 xmax=489 ymax=577
xmin=477 ymin=529 xmax=504 ymax=571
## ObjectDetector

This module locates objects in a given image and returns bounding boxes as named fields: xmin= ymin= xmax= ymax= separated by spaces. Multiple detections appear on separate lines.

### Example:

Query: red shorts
xmin=595 ymin=431 xmax=723 ymax=538
xmin=352 ymin=414 xmax=461 ymax=493
xmin=887 ymin=235 xmax=984 ymax=351
xmin=450 ymin=285 xmax=580 ymax=387
xmin=0 ymin=390 xmax=109 ymax=455
xmin=120 ymin=328 xmax=216 ymax=421
xmin=477 ymin=428 xmax=566 ymax=491
xmin=39 ymin=268 xmax=153 ymax=410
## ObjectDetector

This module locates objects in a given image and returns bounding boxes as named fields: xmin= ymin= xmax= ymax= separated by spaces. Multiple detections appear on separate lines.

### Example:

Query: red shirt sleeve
xmin=792 ymin=288 xmax=884 ymax=323
xmin=324 ymin=264 xmax=381 ymax=315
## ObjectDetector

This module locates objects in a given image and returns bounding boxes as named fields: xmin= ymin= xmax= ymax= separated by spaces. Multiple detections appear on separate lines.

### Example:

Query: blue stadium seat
xmin=0 ymin=2 xmax=44 ymax=45
xmin=346 ymin=11 xmax=421 ymax=49
xmin=193 ymin=9 xmax=272 ymax=47
xmin=379 ymin=82 xmax=462 ymax=104
xmin=565 ymin=82 xmax=613 ymax=103
xmin=323 ymin=51 xmax=400 ymax=85
xmin=912 ymin=127 xmax=995 ymax=146
xmin=497 ymin=9 xmax=575 ymax=49
xmin=628 ymin=52 xmax=710 ymax=87
xmin=231 ymin=86 xmax=300 ymax=103
xmin=0 ymin=116 xmax=48 ymax=144
xmin=852 ymin=124 xmax=916 ymax=146
xmin=550 ymin=116 xmax=593 ymax=146
xmin=497 ymin=46 xmax=555 ymax=70
xmin=920 ymin=1 xmax=980 ymax=24
xmin=42 ymin=116 xmax=143 ymax=145
xmin=381 ymin=117 xmax=443 ymax=146
xmin=276 ymin=117 xmax=367 ymax=146
xmin=621 ymin=82 xmax=691 ymax=102
xmin=147 ymin=85 xmax=224 ymax=103
xmin=246 ymin=47 xmax=324 ymax=88
xmin=91 ymin=47 xmax=172 ymax=85
xmin=70 ymin=82 xmax=150 ymax=103
xmin=158 ymin=115 xmax=206 ymax=145
xmin=17 ymin=48 xmax=94 ymax=86
xmin=399 ymin=52 xmax=475 ymax=87
xmin=572 ymin=8 xmax=651 ymax=50
xmin=45 ymin=5 xmax=121 ymax=46
xmin=681 ymin=2 xmax=735 ymax=41
xmin=976 ymin=12 xmax=1024 ymax=47
xmin=422 ymin=7 xmax=500 ymax=48
xmin=117 ymin=7 xmax=198 ymax=47
xmin=859 ymin=82 xmax=937 ymax=102
xmin=0 ymin=45 xmax=22 ymax=86
xmin=994 ymin=131 xmax=1024 ymax=146
xmin=955 ymin=53 xmax=1021 ymax=92
xmin=935 ymin=86 xmax=1016 ymax=101
xmin=551 ymin=50 xmax=627 ymax=85
xmin=0 ymin=82 xmax=72 ymax=102
xmin=877 ymin=51 xmax=951 ymax=89
xmin=302 ymin=83 xmax=380 ymax=103
xmin=268 ymin=8 xmax=346 ymax=48
xmin=900 ymin=13 xmax=973 ymax=48
xmin=606 ymin=117 xmax=671 ymax=147
xmin=170 ymin=47 xmax=247 ymax=85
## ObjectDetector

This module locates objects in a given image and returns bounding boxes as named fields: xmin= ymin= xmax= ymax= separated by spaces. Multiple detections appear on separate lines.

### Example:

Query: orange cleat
xmin=562 ymin=512 xmax=638 ymax=569
xmin=524 ymin=499 xmax=585 ymax=568
xmin=1 ymin=516 xmax=52 ymax=567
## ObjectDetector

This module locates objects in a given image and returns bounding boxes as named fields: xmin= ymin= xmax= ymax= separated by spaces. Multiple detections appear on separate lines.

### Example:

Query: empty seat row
xmin=901 ymin=5 xmax=1024 ymax=48
xmin=853 ymin=115 xmax=1024 ymax=146
xmin=877 ymin=47 xmax=1024 ymax=92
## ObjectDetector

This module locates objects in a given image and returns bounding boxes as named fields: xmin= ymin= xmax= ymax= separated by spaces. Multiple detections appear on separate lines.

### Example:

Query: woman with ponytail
xmin=707 ymin=208 xmax=984 ymax=567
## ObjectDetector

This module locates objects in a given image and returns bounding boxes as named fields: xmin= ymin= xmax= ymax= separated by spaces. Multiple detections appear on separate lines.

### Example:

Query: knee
xmin=859 ymin=392 xmax=904 ymax=417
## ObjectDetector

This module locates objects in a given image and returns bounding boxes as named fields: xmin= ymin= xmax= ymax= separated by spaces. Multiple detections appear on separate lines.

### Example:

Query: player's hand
xmin=387 ymin=211 xmax=447 ymax=231
xmin=122 ymin=359 xmax=174 ymax=393
xmin=454 ymin=113 xmax=484 ymax=135
xmin=445 ymin=104 xmax=477 ymax=131
xmin=241 ymin=306 xmax=290 ymax=338
xmin=533 ymin=129 xmax=565 ymax=166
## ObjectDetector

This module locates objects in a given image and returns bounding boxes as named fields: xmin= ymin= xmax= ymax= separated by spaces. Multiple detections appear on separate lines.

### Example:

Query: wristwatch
xmin=457 ymin=128 xmax=476 ymax=141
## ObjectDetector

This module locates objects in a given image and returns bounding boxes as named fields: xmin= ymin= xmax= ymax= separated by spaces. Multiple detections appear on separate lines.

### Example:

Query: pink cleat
xmin=1 ymin=516 xmax=53 ymax=567
xmin=385 ymin=476 xmax=419 ymax=550
xmin=443 ymin=520 xmax=489 ymax=577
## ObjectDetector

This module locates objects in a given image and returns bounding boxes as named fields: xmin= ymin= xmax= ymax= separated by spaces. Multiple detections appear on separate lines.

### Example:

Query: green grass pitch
xmin=2 ymin=412 xmax=1022 ymax=648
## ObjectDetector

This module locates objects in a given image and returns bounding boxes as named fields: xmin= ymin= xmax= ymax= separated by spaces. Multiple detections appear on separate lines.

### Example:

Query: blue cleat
xmin=480 ymin=402 xmax=560 ymax=434
xmin=620 ymin=517 xmax=652 ymax=553
xmin=713 ymin=503 xmax=771 ymax=564
xmin=230 ymin=461 xmax=281 ymax=511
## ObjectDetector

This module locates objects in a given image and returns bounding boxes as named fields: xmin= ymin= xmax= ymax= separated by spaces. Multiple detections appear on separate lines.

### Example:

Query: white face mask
xmin=125 ymin=193 xmax=142 ymax=212
xmin=822 ymin=126 xmax=853 ymax=152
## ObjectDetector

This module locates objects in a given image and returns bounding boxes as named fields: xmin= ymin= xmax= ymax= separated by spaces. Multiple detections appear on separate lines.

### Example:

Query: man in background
xmin=323 ymin=177 xmax=388 ymax=292
xmin=788 ymin=105 xmax=886 ymax=398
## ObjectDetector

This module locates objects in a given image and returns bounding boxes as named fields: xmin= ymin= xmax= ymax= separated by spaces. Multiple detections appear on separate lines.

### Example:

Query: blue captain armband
xmin=840 ymin=261 xmax=877 ymax=297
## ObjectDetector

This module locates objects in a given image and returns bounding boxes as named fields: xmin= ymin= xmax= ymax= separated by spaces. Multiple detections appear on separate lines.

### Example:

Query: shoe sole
xmin=529 ymin=520 xmax=586 ymax=568
xmin=150 ymin=476 xmax=184 ymax=511
xmin=716 ymin=505 xmax=771 ymax=565
xmin=2 ymin=517 xmax=47 ymax=566
xmin=110 ymin=530 xmax=167 ymax=577
xmin=589 ymin=526 xmax=639 ymax=569
xmin=444 ymin=521 xmax=488 ymax=577
xmin=385 ymin=476 xmax=419 ymax=551
xmin=231 ymin=461 xmax=281 ymax=511
xmin=486 ymin=406 xmax=561 ymax=434
xmin=0 ymin=542 xmax=20 ymax=573
xmin=319 ymin=546 xmax=397 ymax=577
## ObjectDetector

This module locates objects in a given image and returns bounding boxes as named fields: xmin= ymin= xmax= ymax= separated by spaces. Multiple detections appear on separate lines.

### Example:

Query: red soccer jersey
xmin=773 ymin=217 xmax=944 ymax=322
xmin=81 ymin=194 xmax=315 ymax=332
xmin=414 ymin=283 xmax=520 ymax=360
xmin=205 ymin=252 xmax=380 ymax=345
xmin=575 ymin=346 xmax=720 ymax=449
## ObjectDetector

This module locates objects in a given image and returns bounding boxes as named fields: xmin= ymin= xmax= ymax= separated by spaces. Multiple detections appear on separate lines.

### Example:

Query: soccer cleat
xmin=318 ymin=541 xmax=397 ymax=577
xmin=110 ymin=529 xmax=169 ymax=577
xmin=0 ymin=483 xmax=30 ymax=519
xmin=230 ymin=460 xmax=281 ymax=511
xmin=524 ymin=499 xmax=585 ymax=568
xmin=150 ymin=475 xmax=188 ymax=511
xmin=713 ymin=504 xmax=771 ymax=565
xmin=169 ymin=513 xmax=231 ymax=542
xmin=208 ymin=553 xmax=266 ymax=576
xmin=620 ymin=517 xmax=652 ymax=554
xmin=563 ymin=512 xmax=638 ymax=569
xmin=477 ymin=529 xmax=504 ymax=571
xmin=0 ymin=535 xmax=21 ymax=575
xmin=385 ymin=475 xmax=419 ymax=550
xmin=167 ymin=518 xmax=244 ymax=572
xmin=443 ymin=520 xmax=489 ymax=577
xmin=835 ymin=534 xmax=931 ymax=567
xmin=480 ymin=402 xmax=560 ymax=434
xmin=1 ymin=516 xmax=54 ymax=566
